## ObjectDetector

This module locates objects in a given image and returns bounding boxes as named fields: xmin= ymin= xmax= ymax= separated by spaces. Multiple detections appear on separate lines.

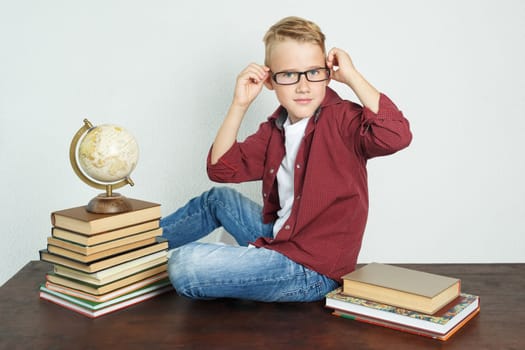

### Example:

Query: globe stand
xmin=87 ymin=185 xmax=134 ymax=214
xmin=70 ymin=119 xmax=136 ymax=215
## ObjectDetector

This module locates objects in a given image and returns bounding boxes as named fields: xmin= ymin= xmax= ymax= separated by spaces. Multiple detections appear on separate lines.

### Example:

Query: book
xmin=53 ymin=250 xmax=168 ymax=284
xmin=51 ymin=220 xmax=160 ymax=246
xmin=51 ymin=199 xmax=161 ymax=235
xmin=40 ymin=277 xmax=172 ymax=309
xmin=341 ymin=263 xmax=461 ymax=314
xmin=45 ymin=271 xmax=170 ymax=303
xmin=326 ymin=287 xmax=480 ymax=340
xmin=53 ymin=252 xmax=168 ymax=286
xmin=332 ymin=308 xmax=480 ymax=341
xmin=39 ymin=237 xmax=168 ymax=273
xmin=47 ymin=236 xmax=159 ymax=262
xmin=40 ymin=283 xmax=173 ymax=318
xmin=46 ymin=264 xmax=168 ymax=295
xmin=49 ymin=226 xmax=161 ymax=253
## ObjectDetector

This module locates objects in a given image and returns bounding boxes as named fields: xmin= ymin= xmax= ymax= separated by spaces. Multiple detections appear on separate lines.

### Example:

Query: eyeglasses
xmin=272 ymin=67 xmax=330 ymax=85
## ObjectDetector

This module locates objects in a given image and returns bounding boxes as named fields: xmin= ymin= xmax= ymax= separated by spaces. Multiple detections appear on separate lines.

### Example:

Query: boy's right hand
xmin=232 ymin=63 xmax=270 ymax=109
xmin=210 ymin=64 xmax=269 ymax=164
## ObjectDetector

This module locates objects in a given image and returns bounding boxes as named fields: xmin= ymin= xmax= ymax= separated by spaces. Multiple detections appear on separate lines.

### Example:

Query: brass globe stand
xmin=70 ymin=119 xmax=135 ymax=214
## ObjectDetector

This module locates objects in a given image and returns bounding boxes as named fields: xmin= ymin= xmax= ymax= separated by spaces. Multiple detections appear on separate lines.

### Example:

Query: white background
xmin=1 ymin=0 xmax=524 ymax=286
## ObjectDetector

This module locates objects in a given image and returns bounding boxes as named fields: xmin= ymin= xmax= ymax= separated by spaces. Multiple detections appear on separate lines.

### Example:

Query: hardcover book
xmin=326 ymin=287 xmax=479 ymax=340
xmin=53 ymin=251 xmax=167 ymax=285
xmin=47 ymin=237 xmax=159 ymax=262
xmin=46 ymin=265 xmax=168 ymax=295
xmin=341 ymin=263 xmax=461 ymax=314
xmin=332 ymin=308 xmax=480 ymax=341
xmin=51 ymin=199 xmax=161 ymax=235
xmin=48 ymin=226 xmax=162 ymax=254
xmin=51 ymin=220 xmax=160 ymax=246
xmin=45 ymin=271 xmax=170 ymax=303
xmin=40 ymin=278 xmax=172 ymax=310
xmin=39 ymin=281 xmax=173 ymax=318
xmin=39 ymin=237 xmax=168 ymax=273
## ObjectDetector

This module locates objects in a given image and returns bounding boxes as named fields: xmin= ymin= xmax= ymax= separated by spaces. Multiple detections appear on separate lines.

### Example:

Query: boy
xmin=161 ymin=16 xmax=412 ymax=302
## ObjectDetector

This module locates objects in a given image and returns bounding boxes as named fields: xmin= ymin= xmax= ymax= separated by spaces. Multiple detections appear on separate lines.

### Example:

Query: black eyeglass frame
xmin=271 ymin=67 xmax=331 ymax=85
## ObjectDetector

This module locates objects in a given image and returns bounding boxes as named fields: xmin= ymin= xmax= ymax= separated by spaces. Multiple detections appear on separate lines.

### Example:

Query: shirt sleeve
xmin=358 ymin=93 xmax=412 ymax=158
xmin=206 ymin=121 xmax=272 ymax=183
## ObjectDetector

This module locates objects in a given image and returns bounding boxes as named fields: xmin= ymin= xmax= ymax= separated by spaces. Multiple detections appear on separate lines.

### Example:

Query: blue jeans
xmin=160 ymin=187 xmax=339 ymax=302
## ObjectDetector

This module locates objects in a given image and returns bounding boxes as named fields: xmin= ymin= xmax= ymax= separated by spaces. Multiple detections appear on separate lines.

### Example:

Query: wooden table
xmin=1 ymin=262 xmax=523 ymax=349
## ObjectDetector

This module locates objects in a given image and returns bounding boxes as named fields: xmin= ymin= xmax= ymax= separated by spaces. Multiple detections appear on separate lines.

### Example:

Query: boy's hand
xmin=326 ymin=47 xmax=358 ymax=86
xmin=210 ymin=64 xmax=269 ymax=164
xmin=232 ymin=63 xmax=270 ymax=109
xmin=326 ymin=47 xmax=380 ymax=113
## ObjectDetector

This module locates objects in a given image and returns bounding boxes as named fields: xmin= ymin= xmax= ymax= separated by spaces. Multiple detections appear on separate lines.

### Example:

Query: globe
xmin=78 ymin=124 xmax=139 ymax=183
xmin=70 ymin=119 xmax=139 ymax=214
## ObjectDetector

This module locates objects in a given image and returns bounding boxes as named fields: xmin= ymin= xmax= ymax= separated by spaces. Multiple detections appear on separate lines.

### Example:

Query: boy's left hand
xmin=326 ymin=47 xmax=358 ymax=86
xmin=326 ymin=47 xmax=380 ymax=113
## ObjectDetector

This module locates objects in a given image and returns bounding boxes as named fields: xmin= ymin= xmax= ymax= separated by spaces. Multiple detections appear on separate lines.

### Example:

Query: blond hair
xmin=263 ymin=16 xmax=326 ymax=66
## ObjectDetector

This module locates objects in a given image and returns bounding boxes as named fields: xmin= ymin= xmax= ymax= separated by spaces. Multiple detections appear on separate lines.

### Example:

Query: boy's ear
xmin=263 ymin=75 xmax=274 ymax=90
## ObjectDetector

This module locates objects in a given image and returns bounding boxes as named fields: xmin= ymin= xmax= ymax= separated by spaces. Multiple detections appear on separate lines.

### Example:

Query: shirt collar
xmin=269 ymin=87 xmax=343 ymax=130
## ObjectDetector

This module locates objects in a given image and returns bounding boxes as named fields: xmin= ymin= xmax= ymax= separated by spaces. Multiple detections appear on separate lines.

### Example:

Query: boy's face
xmin=265 ymin=39 xmax=329 ymax=124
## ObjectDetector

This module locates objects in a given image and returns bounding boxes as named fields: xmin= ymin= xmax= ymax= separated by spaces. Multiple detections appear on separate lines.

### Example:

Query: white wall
xmin=1 ymin=0 xmax=524 ymax=286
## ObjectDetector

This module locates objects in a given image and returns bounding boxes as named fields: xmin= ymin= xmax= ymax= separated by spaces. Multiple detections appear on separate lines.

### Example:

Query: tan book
xmin=53 ymin=250 xmax=168 ymax=281
xmin=44 ymin=272 xmax=170 ymax=303
xmin=341 ymin=263 xmax=461 ymax=315
xmin=47 ymin=237 xmax=160 ymax=262
xmin=51 ymin=199 xmax=161 ymax=235
xmin=47 ymin=227 xmax=162 ymax=255
xmin=51 ymin=220 xmax=160 ymax=246
xmin=54 ymin=255 xmax=167 ymax=286
xmin=39 ymin=237 xmax=168 ymax=273
xmin=45 ymin=265 xmax=168 ymax=295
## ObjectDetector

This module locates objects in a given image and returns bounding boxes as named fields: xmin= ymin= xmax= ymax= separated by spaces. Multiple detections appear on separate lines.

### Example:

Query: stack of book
xmin=38 ymin=198 xmax=173 ymax=318
xmin=325 ymin=263 xmax=480 ymax=341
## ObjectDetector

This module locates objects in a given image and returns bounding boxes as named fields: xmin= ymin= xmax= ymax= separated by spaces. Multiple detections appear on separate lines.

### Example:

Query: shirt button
xmin=269 ymin=168 xmax=275 ymax=174
xmin=284 ymin=225 xmax=290 ymax=230
xmin=263 ymin=193 xmax=267 ymax=198
xmin=296 ymin=164 xmax=301 ymax=169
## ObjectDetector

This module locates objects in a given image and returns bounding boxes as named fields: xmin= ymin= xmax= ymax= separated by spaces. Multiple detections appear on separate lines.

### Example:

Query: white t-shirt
xmin=273 ymin=116 xmax=310 ymax=237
